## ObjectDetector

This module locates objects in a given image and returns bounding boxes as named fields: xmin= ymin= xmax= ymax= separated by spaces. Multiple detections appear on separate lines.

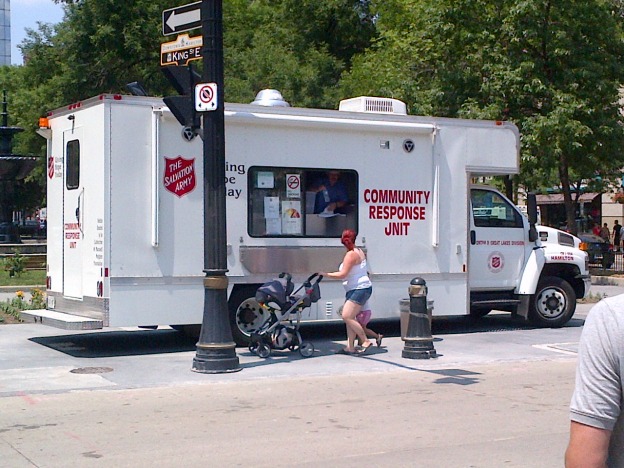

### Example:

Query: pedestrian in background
xmin=613 ymin=220 xmax=621 ymax=251
xmin=600 ymin=222 xmax=610 ymax=242
xmin=565 ymin=295 xmax=624 ymax=467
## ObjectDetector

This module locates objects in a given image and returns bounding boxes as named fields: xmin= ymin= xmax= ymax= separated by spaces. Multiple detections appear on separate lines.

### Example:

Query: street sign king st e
xmin=161 ymin=34 xmax=203 ymax=67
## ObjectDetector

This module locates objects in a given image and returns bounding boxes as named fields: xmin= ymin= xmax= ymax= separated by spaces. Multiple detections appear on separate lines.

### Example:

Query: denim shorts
xmin=345 ymin=287 xmax=372 ymax=306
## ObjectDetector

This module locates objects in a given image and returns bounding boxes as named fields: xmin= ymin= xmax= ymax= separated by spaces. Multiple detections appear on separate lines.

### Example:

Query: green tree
xmin=0 ymin=65 xmax=46 ymax=216
xmin=9 ymin=0 xmax=377 ymax=210
xmin=343 ymin=0 xmax=624 ymax=233
xmin=224 ymin=0 xmax=376 ymax=107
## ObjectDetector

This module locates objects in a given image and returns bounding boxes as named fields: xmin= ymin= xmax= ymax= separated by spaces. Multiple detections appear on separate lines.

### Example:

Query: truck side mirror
xmin=527 ymin=192 xmax=538 ymax=242
xmin=527 ymin=192 xmax=537 ymax=225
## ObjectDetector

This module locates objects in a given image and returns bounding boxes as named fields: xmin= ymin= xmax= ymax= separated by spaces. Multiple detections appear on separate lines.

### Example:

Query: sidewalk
xmin=0 ymin=314 xmax=587 ymax=467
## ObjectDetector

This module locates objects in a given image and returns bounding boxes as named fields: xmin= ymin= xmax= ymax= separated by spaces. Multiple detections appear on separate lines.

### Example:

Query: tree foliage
xmin=4 ymin=0 xmax=376 ymax=213
xmin=2 ymin=0 xmax=624 ymax=233
xmin=342 ymin=0 xmax=624 ymax=233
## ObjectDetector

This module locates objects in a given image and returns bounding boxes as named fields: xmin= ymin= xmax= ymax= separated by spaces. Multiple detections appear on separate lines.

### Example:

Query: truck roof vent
xmin=250 ymin=89 xmax=290 ymax=107
xmin=338 ymin=96 xmax=407 ymax=115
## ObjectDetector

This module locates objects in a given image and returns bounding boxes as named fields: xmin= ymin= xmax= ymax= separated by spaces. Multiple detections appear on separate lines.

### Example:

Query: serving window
xmin=248 ymin=166 xmax=358 ymax=237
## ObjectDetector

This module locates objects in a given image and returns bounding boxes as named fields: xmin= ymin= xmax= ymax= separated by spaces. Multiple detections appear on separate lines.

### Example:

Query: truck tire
xmin=529 ymin=276 xmax=576 ymax=327
xmin=228 ymin=286 xmax=267 ymax=346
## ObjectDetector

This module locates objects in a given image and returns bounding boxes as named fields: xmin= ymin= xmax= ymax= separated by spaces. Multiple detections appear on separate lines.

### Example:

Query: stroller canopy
xmin=255 ymin=276 xmax=294 ymax=310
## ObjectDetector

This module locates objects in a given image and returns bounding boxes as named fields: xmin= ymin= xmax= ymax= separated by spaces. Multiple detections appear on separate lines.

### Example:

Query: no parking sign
xmin=195 ymin=82 xmax=218 ymax=111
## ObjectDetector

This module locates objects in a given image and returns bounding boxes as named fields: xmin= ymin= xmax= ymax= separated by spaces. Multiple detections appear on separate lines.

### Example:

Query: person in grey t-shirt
xmin=565 ymin=295 xmax=623 ymax=467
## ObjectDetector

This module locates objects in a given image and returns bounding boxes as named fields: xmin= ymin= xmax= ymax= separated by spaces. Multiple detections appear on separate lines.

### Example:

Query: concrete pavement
xmin=1 ymin=360 xmax=575 ymax=468
xmin=0 ymin=303 xmax=597 ymax=468
xmin=1 ymin=283 xmax=622 ymax=467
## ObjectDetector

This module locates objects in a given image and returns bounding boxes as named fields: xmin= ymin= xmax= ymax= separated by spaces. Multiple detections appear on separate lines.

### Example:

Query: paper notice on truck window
xmin=264 ymin=196 xmax=280 ymax=218
xmin=266 ymin=218 xmax=282 ymax=235
xmin=257 ymin=171 xmax=274 ymax=188
xmin=281 ymin=200 xmax=302 ymax=235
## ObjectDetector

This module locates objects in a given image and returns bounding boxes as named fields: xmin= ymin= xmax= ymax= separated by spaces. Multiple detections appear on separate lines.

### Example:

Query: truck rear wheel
xmin=228 ymin=286 xmax=268 ymax=346
xmin=529 ymin=276 xmax=576 ymax=327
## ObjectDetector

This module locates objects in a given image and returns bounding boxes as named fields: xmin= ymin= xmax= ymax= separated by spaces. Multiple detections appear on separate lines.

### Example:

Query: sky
xmin=11 ymin=0 xmax=64 ymax=65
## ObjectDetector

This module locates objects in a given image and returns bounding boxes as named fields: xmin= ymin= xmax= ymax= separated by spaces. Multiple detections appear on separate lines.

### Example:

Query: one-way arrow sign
xmin=162 ymin=1 xmax=201 ymax=36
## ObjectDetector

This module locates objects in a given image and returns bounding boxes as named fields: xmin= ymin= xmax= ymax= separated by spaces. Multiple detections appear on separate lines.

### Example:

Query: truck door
xmin=62 ymin=129 xmax=83 ymax=299
xmin=469 ymin=188 xmax=527 ymax=290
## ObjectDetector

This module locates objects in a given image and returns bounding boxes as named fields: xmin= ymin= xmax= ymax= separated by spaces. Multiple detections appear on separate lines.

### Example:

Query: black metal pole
xmin=192 ymin=0 xmax=240 ymax=373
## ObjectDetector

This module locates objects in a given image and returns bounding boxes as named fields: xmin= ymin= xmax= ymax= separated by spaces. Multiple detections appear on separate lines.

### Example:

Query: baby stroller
xmin=249 ymin=272 xmax=322 ymax=358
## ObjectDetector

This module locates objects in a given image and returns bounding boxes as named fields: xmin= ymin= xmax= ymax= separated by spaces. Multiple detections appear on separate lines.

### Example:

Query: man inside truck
xmin=311 ymin=170 xmax=349 ymax=214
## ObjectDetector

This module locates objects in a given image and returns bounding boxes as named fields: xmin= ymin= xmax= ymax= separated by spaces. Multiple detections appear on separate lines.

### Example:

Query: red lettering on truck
xmin=363 ymin=188 xmax=430 ymax=236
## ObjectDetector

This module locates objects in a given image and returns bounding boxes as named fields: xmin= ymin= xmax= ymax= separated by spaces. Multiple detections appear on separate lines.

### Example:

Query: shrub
xmin=1 ymin=251 xmax=25 ymax=277
xmin=30 ymin=288 xmax=46 ymax=309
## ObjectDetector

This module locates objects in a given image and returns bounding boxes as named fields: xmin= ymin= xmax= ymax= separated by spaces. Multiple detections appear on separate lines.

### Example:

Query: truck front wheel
xmin=228 ymin=286 xmax=268 ymax=346
xmin=529 ymin=276 xmax=576 ymax=327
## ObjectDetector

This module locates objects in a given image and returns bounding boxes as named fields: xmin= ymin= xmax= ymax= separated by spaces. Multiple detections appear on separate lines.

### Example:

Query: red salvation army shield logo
xmin=163 ymin=156 xmax=196 ymax=197
xmin=487 ymin=251 xmax=505 ymax=273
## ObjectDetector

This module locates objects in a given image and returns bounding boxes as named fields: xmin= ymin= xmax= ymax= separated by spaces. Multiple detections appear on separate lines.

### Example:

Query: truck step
xmin=20 ymin=309 xmax=103 ymax=330
xmin=471 ymin=299 xmax=521 ymax=306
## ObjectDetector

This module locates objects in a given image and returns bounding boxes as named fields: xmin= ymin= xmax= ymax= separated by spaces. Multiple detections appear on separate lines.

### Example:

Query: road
xmin=1 ymin=286 xmax=621 ymax=467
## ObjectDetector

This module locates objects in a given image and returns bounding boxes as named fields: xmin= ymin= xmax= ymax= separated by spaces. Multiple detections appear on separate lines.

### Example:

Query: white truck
xmin=31 ymin=93 xmax=590 ymax=344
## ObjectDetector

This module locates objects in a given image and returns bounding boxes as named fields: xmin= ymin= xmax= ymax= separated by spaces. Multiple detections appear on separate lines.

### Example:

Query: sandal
xmin=376 ymin=334 xmax=383 ymax=348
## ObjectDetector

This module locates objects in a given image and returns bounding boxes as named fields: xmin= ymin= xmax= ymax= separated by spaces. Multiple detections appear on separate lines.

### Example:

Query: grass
xmin=0 ymin=269 xmax=46 ymax=287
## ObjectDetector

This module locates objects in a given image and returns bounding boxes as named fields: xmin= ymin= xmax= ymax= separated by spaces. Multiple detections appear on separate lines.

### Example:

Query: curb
xmin=0 ymin=285 xmax=45 ymax=294
xmin=590 ymin=275 xmax=624 ymax=287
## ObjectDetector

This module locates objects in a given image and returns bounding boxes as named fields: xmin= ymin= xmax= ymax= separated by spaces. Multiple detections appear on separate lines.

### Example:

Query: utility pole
xmin=191 ymin=0 xmax=240 ymax=373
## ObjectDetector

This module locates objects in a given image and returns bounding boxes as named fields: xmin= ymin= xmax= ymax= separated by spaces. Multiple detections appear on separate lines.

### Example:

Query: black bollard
xmin=402 ymin=277 xmax=437 ymax=359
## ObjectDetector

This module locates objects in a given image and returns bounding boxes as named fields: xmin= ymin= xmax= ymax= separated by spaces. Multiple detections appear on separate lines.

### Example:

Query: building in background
xmin=535 ymin=192 xmax=602 ymax=233
xmin=0 ymin=0 xmax=9 ymax=65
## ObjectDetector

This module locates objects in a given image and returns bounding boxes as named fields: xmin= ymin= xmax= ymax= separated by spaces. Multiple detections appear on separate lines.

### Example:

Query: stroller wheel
xmin=256 ymin=343 xmax=271 ymax=358
xmin=248 ymin=343 xmax=258 ymax=354
xmin=299 ymin=342 xmax=315 ymax=358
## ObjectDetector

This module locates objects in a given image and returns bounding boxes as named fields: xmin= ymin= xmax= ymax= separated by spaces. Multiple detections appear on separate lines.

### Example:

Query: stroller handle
xmin=306 ymin=272 xmax=319 ymax=282
xmin=288 ymin=273 xmax=323 ymax=298
xmin=305 ymin=272 xmax=323 ymax=286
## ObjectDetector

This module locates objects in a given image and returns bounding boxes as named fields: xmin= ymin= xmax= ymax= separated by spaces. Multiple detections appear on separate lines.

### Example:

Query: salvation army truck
xmin=31 ymin=92 xmax=590 ymax=344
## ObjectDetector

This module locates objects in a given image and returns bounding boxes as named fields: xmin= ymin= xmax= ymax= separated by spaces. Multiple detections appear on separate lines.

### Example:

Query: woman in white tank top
xmin=323 ymin=229 xmax=373 ymax=354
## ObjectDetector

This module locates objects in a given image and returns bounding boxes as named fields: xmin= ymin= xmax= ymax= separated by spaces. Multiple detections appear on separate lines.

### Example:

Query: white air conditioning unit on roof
xmin=338 ymin=96 xmax=407 ymax=115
